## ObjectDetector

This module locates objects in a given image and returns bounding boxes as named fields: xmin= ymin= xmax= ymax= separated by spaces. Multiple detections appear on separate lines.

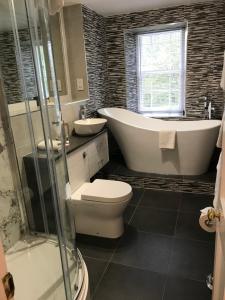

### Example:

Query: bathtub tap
xmin=203 ymin=97 xmax=215 ymax=119
xmin=208 ymin=101 xmax=215 ymax=120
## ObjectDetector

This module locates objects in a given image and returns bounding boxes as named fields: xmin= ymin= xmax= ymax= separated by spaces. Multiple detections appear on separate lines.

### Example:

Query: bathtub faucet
xmin=202 ymin=97 xmax=215 ymax=119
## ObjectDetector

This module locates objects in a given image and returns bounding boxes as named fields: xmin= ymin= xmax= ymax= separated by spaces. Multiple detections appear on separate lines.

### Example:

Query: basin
xmin=74 ymin=118 xmax=107 ymax=136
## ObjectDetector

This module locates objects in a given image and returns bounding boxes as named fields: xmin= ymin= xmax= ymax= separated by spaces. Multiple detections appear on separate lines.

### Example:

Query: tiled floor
xmin=77 ymin=188 xmax=215 ymax=300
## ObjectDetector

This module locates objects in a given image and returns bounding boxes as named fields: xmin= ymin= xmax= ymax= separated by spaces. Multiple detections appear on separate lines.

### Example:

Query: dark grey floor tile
xmin=112 ymin=227 xmax=173 ymax=274
xmin=131 ymin=206 xmax=177 ymax=236
xmin=163 ymin=276 xmax=212 ymax=300
xmin=94 ymin=263 xmax=166 ymax=300
xmin=117 ymin=164 xmax=140 ymax=176
xmin=169 ymin=238 xmax=214 ymax=282
xmin=139 ymin=189 xmax=181 ymax=211
xmin=180 ymin=193 xmax=213 ymax=213
xmin=101 ymin=161 xmax=121 ymax=174
xmin=84 ymin=257 xmax=108 ymax=296
xmin=175 ymin=211 xmax=215 ymax=242
xmin=124 ymin=205 xmax=136 ymax=224
xmin=77 ymin=234 xmax=119 ymax=261
xmin=130 ymin=188 xmax=144 ymax=205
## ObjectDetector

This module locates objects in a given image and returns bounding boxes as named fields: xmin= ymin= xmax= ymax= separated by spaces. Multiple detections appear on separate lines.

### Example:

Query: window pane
xmin=143 ymin=73 xmax=171 ymax=91
xmin=170 ymin=73 xmax=179 ymax=90
xmin=171 ymin=91 xmax=179 ymax=106
xmin=152 ymin=91 xmax=169 ymax=108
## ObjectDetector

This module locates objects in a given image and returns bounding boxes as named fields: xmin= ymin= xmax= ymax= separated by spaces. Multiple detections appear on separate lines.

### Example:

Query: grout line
xmin=91 ymin=258 xmax=112 ymax=298
xmin=125 ymin=189 xmax=145 ymax=224
xmin=173 ymin=207 xmax=180 ymax=237
xmin=161 ymin=273 xmax=169 ymax=300
xmin=136 ymin=228 xmax=215 ymax=245
xmin=91 ymin=237 xmax=122 ymax=298
xmin=162 ymin=231 xmax=177 ymax=299
xmin=83 ymin=255 xmax=109 ymax=263
xmin=136 ymin=205 xmax=180 ymax=213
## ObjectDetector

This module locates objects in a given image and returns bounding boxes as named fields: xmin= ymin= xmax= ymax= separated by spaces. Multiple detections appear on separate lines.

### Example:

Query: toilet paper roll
xmin=199 ymin=207 xmax=216 ymax=233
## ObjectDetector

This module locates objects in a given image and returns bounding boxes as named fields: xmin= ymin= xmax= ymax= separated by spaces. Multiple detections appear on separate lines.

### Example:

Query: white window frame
xmin=137 ymin=24 xmax=187 ymax=117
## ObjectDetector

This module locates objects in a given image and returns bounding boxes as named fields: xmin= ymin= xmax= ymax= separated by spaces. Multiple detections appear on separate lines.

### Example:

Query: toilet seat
xmin=72 ymin=179 xmax=132 ymax=204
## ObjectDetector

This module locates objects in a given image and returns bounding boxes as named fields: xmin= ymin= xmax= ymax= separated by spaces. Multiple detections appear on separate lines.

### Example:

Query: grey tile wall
xmin=82 ymin=1 xmax=225 ymax=118
xmin=124 ymin=32 xmax=138 ymax=112
xmin=82 ymin=6 xmax=108 ymax=116
xmin=0 ymin=29 xmax=37 ymax=104
xmin=106 ymin=1 xmax=225 ymax=118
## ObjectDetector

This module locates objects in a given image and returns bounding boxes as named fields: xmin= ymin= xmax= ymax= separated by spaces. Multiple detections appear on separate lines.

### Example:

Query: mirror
xmin=50 ymin=11 xmax=72 ymax=103
xmin=0 ymin=1 xmax=88 ymax=116
xmin=0 ymin=0 xmax=39 ymax=115
xmin=59 ymin=4 xmax=89 ymax=102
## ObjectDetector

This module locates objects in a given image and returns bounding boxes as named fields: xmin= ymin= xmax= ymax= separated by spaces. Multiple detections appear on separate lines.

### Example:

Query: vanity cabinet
xmin=23 ymin=130 xmax=109 ymax=234
xmin=87 ymin=133 xmax=109 ymax=178
xmin=67 ymin=132 xmax=109 ymax=191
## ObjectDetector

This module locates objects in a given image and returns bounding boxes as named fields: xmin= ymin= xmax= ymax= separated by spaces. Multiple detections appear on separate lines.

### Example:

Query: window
xmin=137 ymin=25 xmax=186 ymax=116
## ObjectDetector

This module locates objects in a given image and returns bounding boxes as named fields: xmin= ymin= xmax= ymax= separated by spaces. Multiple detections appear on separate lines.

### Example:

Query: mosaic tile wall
xmin=105 ymin=174 xmax=215 ymax=195
xmin=124 ymin=32 xmax=138 ymax=112
xmin=82 ymin=6 xmax=108 ymax=116
xmin=0 ymin=114 xmax=22 ymax=251
xmin=105 ymin=1 xmax=225 ymax=118
xmin=0 ymin=29 xmax=37 ymax=104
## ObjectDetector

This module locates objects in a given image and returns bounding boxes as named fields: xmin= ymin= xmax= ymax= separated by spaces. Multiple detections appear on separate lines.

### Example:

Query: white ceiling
xmin=64 ymin=0 xmax=213 ymax=16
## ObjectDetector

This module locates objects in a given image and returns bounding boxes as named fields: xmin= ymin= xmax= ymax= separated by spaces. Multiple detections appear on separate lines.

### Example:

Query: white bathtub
xmin=98 ymin=107 xmax=221 ymax=176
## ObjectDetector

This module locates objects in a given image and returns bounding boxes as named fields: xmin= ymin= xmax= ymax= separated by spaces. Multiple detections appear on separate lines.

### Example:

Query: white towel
xmin=49 ymin=0 xmax=64 ymax=15
xmin=221 ymin=51 xmax=225 ymax=90
xmin=37 ymin=139 xmax=62 ymax=152
xmin=159 ymin=130 xmax=176 ymax=149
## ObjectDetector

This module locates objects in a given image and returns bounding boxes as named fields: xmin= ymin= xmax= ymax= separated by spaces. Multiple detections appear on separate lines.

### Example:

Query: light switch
xmin=76 ymin=78 xmax=84 ymax=91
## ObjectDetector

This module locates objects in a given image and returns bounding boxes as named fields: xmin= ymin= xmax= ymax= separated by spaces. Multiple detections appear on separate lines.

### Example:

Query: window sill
xmin=140 ymin=112 xmax=185 ymax=118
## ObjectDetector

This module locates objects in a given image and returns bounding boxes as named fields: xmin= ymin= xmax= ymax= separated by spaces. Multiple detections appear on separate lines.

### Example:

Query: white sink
xmin=74 ymin=118 xmax=107 ymax=136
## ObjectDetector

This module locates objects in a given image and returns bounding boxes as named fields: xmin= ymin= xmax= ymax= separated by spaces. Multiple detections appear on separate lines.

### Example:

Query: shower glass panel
xmin=0 ymin=0 xmax=81 ymax=299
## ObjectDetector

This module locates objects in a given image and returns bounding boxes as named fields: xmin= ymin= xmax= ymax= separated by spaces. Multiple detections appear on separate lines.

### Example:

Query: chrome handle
xmin=52 ymin=121 xmax=60 ymax=125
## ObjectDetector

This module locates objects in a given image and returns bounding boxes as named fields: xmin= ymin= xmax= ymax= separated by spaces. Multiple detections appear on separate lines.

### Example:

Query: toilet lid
xmin=81 ymin=179 xmax=132 ymax=203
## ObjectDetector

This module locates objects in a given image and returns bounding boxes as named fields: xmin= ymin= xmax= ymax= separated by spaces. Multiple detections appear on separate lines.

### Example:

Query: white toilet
xmin=69 ymin=179 xmax=132 ymax=238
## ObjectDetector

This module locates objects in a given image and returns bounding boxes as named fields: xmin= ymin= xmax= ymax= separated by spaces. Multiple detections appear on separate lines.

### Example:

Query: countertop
xmin=66 ymin=128 xmax=107 ymax=155
xmin=24 ymin=128 xmax=107 ymax=160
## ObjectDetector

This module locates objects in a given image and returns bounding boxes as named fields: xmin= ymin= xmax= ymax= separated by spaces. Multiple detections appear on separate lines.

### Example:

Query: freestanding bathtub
xmin=98 ymin=108 xmax=221 ymax=176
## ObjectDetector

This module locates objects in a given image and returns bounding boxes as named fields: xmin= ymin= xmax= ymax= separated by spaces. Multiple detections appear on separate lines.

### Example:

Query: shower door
xmin=0 ymin=0 xmax=81 ymax=299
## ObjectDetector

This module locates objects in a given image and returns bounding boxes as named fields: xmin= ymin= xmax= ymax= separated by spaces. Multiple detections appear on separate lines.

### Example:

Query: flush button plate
xmin=2 ymin=272 xmax=15 ymax=299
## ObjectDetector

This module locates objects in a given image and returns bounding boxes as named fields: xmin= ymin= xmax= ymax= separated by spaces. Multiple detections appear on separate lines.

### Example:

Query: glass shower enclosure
xmin=0 ymin=0 xmax=83 ymax=299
